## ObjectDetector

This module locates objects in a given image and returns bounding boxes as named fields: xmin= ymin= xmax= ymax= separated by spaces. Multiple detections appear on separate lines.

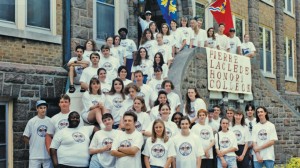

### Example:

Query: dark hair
xmin=97 ymin=68 xmax=107 ymax=76
xmin=180 ymin=16 xmax=189 ymax=27
xmin=133 ymin=47 xmax=149 ymax=66
xmin=90 ymin=52 xmax=100 ymax=60
xmin=68 ymin=111 xmax=80 ymax=128
xmin=162 ymin=80 xmax=174 ymax=90
xmin=60 ymin=94 xmax=71 ymax=103
xmin=89 ymin=78 xmax=101 ymax=95
xmin=105 ymin=36 xmax=113 ymax=42
xmin=123 ymin=111 xmax=138 ymax=122
xmin=124 ymin=83 xmax=140 ymax=95
xmin=185 ymin=87 xmax=201 ymax=115
xmin=170 ymin=19 xmax=178 ymax=27
xmin=207 ymin=27 xmax=216 ymax=40
xmin=75 ymin=45 xmax=85 ymax=52
xmin=255 ymin=106 xmax=269 ymax=123
xmin=154 ymin=66 xmax=163 ymax=73
xmin=153 ymin=52 xmax=165 ymax=67
xmin=161 ymin=23 xmax=170 ymax=35
xmin=151 ymin=119 xmax=168 ymax=143
xmin=149 ymin=22 xmax=159 ymax=33
xmin=118 ymin=66 xmax=128 ymax=76
xmin=108 ymin=78 xmax=125 ymax=99
xmin=158 ymin=103 xmax=171 ymax=112
xmin=102 ymin=113 xmax=113 ymax=121
xmin=113 ymin=35 xmax=121 ymax=45
xmin=171 ymin=112 xmax=183 ymax=122
xmin=134 ymin=70 xmax=144 ymax=76
xmin=154 ymin=90 xmax=169 ymax=106
xmin=101 ymin=45 xmax=110 ymax=51
xmin=133 ymin=96 xmax=147 ymax=112
xmin=140 ymin=28 xmax=154 ymax=45
xmin=232 ymin=110 xmax=246 ymax=126
xmin=179 ymin=116 xmax=191 ymax=126
xmin=218 ymin=117 xmax=230 ymax=131
xmin=245 ymin=103 xmax=255 ymax=112
xmin=84 ymin=39 xmax=97 ymax=51
xmin=213 ymin=105 xmax=221 ymax=109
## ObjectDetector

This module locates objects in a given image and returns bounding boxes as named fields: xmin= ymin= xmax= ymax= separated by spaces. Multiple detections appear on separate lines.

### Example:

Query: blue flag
xmin=157 ymin=0 xmax=177 ymax=25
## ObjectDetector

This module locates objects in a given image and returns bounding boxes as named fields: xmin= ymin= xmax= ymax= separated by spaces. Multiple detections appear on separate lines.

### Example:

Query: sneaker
xmin=80 ymin=88 xmax=86 ymax=92
xmin=69 ymin=85 xmax=76 ymax=93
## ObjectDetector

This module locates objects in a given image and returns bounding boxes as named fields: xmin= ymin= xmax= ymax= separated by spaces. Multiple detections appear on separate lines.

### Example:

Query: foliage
xmin=286 ymin=157 xmax=300 ymax=168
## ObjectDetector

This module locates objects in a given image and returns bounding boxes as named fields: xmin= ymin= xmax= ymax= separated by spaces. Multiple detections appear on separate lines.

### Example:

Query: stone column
xmin=296 ymin=0 xmax=300 ymax=92
xmin=248 ymin=0 xmax=260 ymax=60
xmin=128 ymin=0 xmax=139 ymax=44
xmin=275 ymin=0 xmax=285 ymax=94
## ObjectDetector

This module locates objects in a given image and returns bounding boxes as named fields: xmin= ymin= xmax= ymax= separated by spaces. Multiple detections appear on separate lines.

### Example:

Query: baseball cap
xmin=145 ymin=10 xmax=152 ymax=15
xmin=229 ymin=28 xmax=235 ymax=32
xmin=208 ymin=108 xmax=214 ymax=113
xmin=36 ymin=100 xmax=48 ymax=108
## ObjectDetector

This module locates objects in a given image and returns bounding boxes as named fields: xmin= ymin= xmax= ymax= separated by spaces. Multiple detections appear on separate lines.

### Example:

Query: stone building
xmin=0 ymin=0 xmax=299 ymax=167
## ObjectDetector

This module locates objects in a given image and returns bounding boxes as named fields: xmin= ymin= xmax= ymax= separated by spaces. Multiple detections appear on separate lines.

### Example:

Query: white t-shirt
xmin=216 ymin=33 xmax=230 ymax=51
xmin=241 ymin=42 xmax=256 ymax=56
xmin=68 ymin=57 xmax=89 ymax=84
xmin=82 ymin=50 xmax=94 ymax=64
xmin=167 ymin=92 xmax=181 ymax=118
xmin=170 ymin=29 xmax=186 ymax=48
xmin=82 ymin=92 xmax=106 ymax=112
xmin=140 ymin=40 xmax=157 ymax=59
xmin=114 ymin=45 xmax=126 ymax=65
xmin=99 ymin=55 xmax=120 ymax=82
xmin=111 ymin=130 xmax=144 ymax=168
xmin=147 ymin=78 xmax=163 ymax=95
xmin=89 ymin=129 xmax=120 ymax=168
xmin=142 ymin=138 xmax=176 ymax=167
xmin=245 ymin=118 xmax=257 ymax=135
xmin=121 ymin=78 xmax=132 ymax=86
xmin=231 ymin=124 xmax=251 ymax=145
xmin=138 ymin=84 xmax=154 ymax=111
xmin=135 ymin=112 xmax=151 ymax=132
xmin=149 ymin=105 xmax=175 ymax=122
xmin=215 ymin=130 xmax=238 ymax=157
xmin=177 ymin=27 xmax=192 ymax=45
xmin=79 ymin=66 xmax=99 ymax=84
xmin=100 ymin=81 xmax=111 ymax=94
xmin=207 ymin=37 xmax=217 ymax=48
xmin=191 ymin=123 xmax=214 ymax=159
xmin=50 ymin=126 xmax=94 ymax=167
xmin=139 ymin=18 xmax=153 ymax=32
xmin=228 ymin=36 xmax=242 ymax=54
xmin=105 ymin=93 xmax=125 ymax=124
xmin=47 ymin=111 xmax=84 ymax=135
xmin=120 ymin=39 xmax=137 ymax=59
xmin=172 ymin=132 xmax=204 ymax=168
xmin=146 ymin=120 xmax=178 ymax=138
xmin=209 ymin=118 xmax=221 ymax=133
xmin=131 ymin=59 xmax=153 ymax=76
xmin=252 ymin=121 xmax=278 ymax=161
xmin=183 ymin=98 xmax=207 ymax=119
xmin=150 ymin=44 xmax=173 ymax=63
xmin=23 ymin=116 xmax=52 ymax=160
xmin=118 ymin=98 xmax=134 ymax=118
xmin=191 ymin=29 xmax=207 ymax=47
xmin=149 ymin=64 xmax=169 ymax=80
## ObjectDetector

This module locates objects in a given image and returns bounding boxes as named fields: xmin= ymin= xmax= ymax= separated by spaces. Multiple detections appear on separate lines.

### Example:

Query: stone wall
xmin=169 ymin=48 xmax=300 ymax=164
xmin=0 ymin=62 xmax=67 ymax=167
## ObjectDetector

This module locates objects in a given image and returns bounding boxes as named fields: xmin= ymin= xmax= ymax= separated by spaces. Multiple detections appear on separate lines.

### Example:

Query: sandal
xmin=69 ymin=85 xmax=76 ymax=93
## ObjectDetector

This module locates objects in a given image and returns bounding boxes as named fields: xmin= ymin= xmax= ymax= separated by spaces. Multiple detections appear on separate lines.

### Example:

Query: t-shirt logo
xmin=92 ymin=100 xmax=98 ymax=105
xmin=120 ymin=140 xmax=131 ymax=147
xmin=151 ymin=144 xmax=165 ymax=158
xmin=179 ymin=142 xmax=192 ymax=156
xmin=155 ymin=84 xmax=161 ymax=91
xmin=127 ymin=105 xmax=133 ymax=111
xmin=137 ymin=92 xmax=145 ymax=98
xmin=258 ymin=129 xmax=268 ymax=140
xmin=163 ymin=39 xmax=170 ymax=45
xmin=121 ymin=41 xmax=128 ymax=48
xmin=58 ymin=119 xmax=69 ymax=130
xmin=200 ymin=129 xmax=210 ymax=140
xmin=140 ymin=63 xmax=147 ymax=71
xmin=135 ymin=121 xmax=142 ymax=132
xmin=75 ymin=66 xmax=83 ymax=75
xmin=103 ymin=62 xmax=113 ymax=71
xmin=145 ymin=43 xmax=152 ymax=50
xmin=166 ymin=127 xmax=172 ymax=138
xmin=189 ymin=107 xmax=196 ymax=118
xmin=230 ymin=41 xmax=235 ymax=48
xmin=220 ymin=137 xmax=231 ymax=148
xmin=102 ymin=88 xmax=110 ymax=94
xmin=113 ymin=97 xmax=123 ymax=108
xmin=234 ymin=130 xmax=242 ymax=141
xmin=183 ymin=30 xmax=188 ymax=36
xmin=102 ymin=137 xmax=113 ymax=146
xmin=37 ymin=125 xmax=47 ymax=137
xmin=72 ymin=132 xmax=85 ymax=143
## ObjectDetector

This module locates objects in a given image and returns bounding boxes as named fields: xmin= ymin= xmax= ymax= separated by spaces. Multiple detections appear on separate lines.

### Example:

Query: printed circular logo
xmin=155 ymin=84 xmax=161 ymax=91
xmin=200 ymin=129 xmax=210 ymax=140
xmin=120 ymin=140 xmax=131 ymax=147
xmin=127 ymin=105 xmax=133 ymax=111
xmin=102 ymin=88 xmax=110 ymax=94
xmin=103 ymin=62 xmax=113 ymax=71
xmin=158 ymin=49 xmax=165 ymax=55
xmin=163 ymin=39 xmax=170 ymax=45
xmin=37 ymin=125 xmax=47 ymax=137
xmin=151 ymin=144 xmax=165 ymax=158
xmin=183 ymin=30 xmax=188 ymax=36
xmin=135 ymin=121 xmax=142 ymax=132
xmin=102 ymin=137 xmax=113 ymax=146
xmin=113 ymin=97 xmax=123 ymax=108
xmin=72 ymin=132 xmax=85 ymax=143
xmin=233 ymin=130 xmax=242 ymax=141
xmin=166 ymin=127 xmax=172 ymax=138
xmin=75 ymin=66 xmax=83 ymax=75
xmin=140 ymin=63 xmax=147 ymax=71
xmin=220 ymin=137 xmax=231 ymax=148
xmin=179 ymin=142 xmax=192 ymax=156
xmin=58 ymin=119 xmax=69 ymax=130
xmin=258 ymin=129 xmax=268 ymax=140
xmin=121 ymin=41 xmax=127 ymax=48
xmin=92 ymin=100 xmax=98 ymax=105
xmin=145 ymin=43 xmax=152 ymax=50
xmin=138 ymin=92 xmax=145 ymax=98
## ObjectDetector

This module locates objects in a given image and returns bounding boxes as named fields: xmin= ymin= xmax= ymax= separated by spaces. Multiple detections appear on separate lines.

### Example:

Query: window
xmin=284 ymin=0 xmax=294 ymax=16
xmin=259 ymin=27 xmax=273 ymax=75
xmin=234 ymin=17 xmax=245 ymax=42
xmin=96 ymin=0 xmax=115 ymax=41
xmin=195 ymin=3 xmax=205 ymax=29
xmin=260 ymin=0 xmax=274 ymax=6
xmin=285 ymin=38 xmax=294 ymax=79
xmin=0 ymin=0 xmax=60 ymax=44
xmin=0 ymin=104 xmax=7 ymax=167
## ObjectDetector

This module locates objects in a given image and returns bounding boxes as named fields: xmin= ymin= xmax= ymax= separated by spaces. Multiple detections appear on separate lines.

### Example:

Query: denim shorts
xmin=253 ymin=160 xmax=274 ymax=168
xmin=217 ymin=155 xmax=237 ymax=168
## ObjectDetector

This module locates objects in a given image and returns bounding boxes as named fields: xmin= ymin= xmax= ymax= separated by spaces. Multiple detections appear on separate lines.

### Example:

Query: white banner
xmin=206 ymin=48 xmax=252 ymax=94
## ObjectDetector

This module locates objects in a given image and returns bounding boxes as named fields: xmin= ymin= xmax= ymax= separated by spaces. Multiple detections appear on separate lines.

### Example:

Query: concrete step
xmin=66 ymin=85 xmax=84 ymax=114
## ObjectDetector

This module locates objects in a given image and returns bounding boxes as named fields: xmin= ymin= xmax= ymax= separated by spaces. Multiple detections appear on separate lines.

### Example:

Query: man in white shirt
xmin=138 ymin=10 xmax=153 ymax=32
xmin=228 ymin=28 xmax=242 ymax=55
xmin=161 ymin=80 xmax=181 ymax=114
xmin=134 ymin=70 xmax=154 ymax=111
xmin=216 ymin=23 xmax=230 ymax=52
xmin=99 ymin=45 xmax=120 ymax=84
xmin=241 ymin=34 xmax=256 ymax=58
xmin=111 ymin=111 xmax=144 ymax=168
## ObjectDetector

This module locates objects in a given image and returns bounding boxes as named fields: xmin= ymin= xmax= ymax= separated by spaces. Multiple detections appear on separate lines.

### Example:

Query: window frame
xmin=260 ymin=0 xmax=274 ymax=7
xmin=285 ymin=37 xmax=296 ymax=82
xmin=284 ymin=0 xmax=294 ymax=17
xmin=232 ymin=15 xmax=245 ymax=42
xmin=0 ymin=0 xmax=61 ymax=44
xmin=259 ymin=26 xmax=275 ymax=78
xmin=0 ymin=101 xmax=12 ymax=168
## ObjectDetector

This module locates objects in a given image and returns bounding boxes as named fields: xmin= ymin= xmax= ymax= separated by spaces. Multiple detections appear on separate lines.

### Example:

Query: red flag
xmin=209 ymin=0 xmax=234 ymax=35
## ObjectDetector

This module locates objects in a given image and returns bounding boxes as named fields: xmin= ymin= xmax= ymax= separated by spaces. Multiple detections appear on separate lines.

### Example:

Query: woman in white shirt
xmin=143 ymin=119 xmax=176 ymax=168
xmin=149 ymin=22 xmax=159 ymax=40
xmin=207 ymin=27 xmax=217 ymax=49
xmin=83 ymin=39 xmax=98 ymax=61
xmin=151 ymin=52 xmax=168 ymax=80
xmin=161 ymin=23 xmax=175 ymax=58
xmin=177 ymin=16 xmax=191 ymax=49
xmin=132 ymin=96 xmax=151 ymax=135
xmin=150 ymin=90 xmax=171 ymax=121
xmin=131 ymin=47 xmax=153 ymax=83
xmin=113 ymin=35 xmax=126 ymax=65
xmin=140 ymin=28 xmax=156 ymax=58
xmin=118 ymin=65 xmax=132 ymax=86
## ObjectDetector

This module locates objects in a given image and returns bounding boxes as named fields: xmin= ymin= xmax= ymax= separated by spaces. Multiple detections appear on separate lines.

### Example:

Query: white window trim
xmin=232 ymin=15 xmax=245 ymax=41
xmin=260 ymin=0 xmax=274 ymax=7
xmin=193 ymin=0 xmax=214 ymax=30
xmin=260 ymin=26 xmax=275 ymax=78
xmin=284 ymin=0 xmax=295 ymax=18
xmin=285 ymin=37 xmax=296 ymax=82
xmin=0 ymin=0 xmax=61 ymax=44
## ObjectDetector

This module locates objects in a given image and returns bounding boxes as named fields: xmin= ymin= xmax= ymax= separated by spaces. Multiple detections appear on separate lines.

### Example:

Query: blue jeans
xmin=89 ymin=155 xmax=104 ymax=168
xmin=254 ymin=160 xmax=274 ymax=168
xmin=217 ymin=156 xmax=237 ymax=168
xmin=150 ymin=166 xmax=163 ymax=168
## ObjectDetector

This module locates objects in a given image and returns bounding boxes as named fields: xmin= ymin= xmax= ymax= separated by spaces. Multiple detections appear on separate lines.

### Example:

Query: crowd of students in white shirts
xmin=22 ymin=12 xmax=275 ymax=168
